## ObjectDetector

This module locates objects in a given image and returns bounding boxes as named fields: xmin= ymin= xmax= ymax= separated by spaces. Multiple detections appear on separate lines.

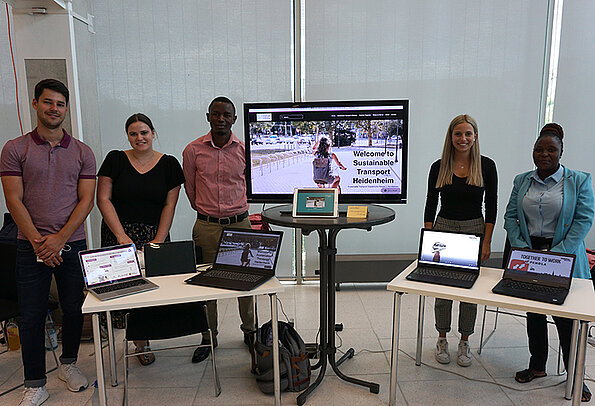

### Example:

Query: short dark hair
xmin=537 ymin=122 xmax=564 ymax=154
xmin=34 ymin=79 xmax=69 ymax=104
xmin=125 ymin=113 xmax=155 ymax=133
xmin=208 ymin=96 xmax=236 ymax=115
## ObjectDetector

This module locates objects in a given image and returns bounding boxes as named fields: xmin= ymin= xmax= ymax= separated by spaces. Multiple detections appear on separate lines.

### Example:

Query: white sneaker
xmin=457 ymin=340 xmax=472 ymax=367
xmin=18 ymin=386 xmax=49 ymax=406
xmin=59 ymin=363 xmax=89 ymax=392
xmin=435 ymin=338 xmax=450 ymax=364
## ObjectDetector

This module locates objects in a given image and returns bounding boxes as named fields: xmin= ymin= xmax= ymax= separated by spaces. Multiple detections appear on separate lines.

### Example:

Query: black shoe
xmin=192 ymin=346 xmax=210 ymax=363
xmin=192 ymin=339 xmax=217 ymax=363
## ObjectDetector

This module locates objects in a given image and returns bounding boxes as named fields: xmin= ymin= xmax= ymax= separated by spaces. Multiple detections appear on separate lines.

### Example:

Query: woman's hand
xmin=481 ymin=239 xmax=491 ymax=262
xmin=116 ymin=234 xmax=134 ymax=245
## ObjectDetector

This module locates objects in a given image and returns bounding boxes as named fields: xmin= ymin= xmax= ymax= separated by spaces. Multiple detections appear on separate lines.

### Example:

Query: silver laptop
xmin=79 ymin=244 xmax=158 ymax=300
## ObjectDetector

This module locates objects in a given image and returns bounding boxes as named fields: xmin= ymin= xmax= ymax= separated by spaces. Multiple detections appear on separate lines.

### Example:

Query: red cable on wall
xmin=5 ymin=2 xmax=24 ymax=136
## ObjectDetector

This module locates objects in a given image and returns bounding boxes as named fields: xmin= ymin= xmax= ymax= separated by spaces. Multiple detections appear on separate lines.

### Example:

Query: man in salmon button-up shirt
xmin=182 ymin=96 xmax=254 ymax=363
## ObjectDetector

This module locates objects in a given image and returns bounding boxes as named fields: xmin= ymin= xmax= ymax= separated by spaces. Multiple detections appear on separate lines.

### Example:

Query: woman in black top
xmin=97 ymin=113 xmax=185 ymax=365
xmin=424 ymin=114 xmax=498 ymax=367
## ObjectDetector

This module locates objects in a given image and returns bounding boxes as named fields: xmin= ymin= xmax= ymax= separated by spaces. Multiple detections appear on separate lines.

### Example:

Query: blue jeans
xmin=15 ymin=239 xmax=86 ymax=388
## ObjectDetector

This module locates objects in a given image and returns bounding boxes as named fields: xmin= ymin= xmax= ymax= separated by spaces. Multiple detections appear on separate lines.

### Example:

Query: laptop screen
xmin=505 ymin=248 xmax=575 ymax=285
xmin=79 ymin=244 xmax=142 ymax=287
xmin=144 ymin=240 xmax=196 ymax=277
xmin=214 ymin=229 xmax=283 ymax=273
xmin=418 ymin=229 xmax=482 ymax=270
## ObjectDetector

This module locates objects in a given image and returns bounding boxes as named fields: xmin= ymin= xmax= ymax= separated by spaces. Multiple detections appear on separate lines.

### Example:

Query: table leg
xmin=389 ymin=292 xmax=403 ymax=406
xmin=565 ymin=319 xmax=579 ymax=400
xmin=326 ymin=229 xmax=379 ymax=394
xmin=270 ymin=293 xmax=281 ymax=406
xmin=415 ymin=296 xmax=425 ymax=366
xmin=297 ymin=229 xmax=329 ymax=406
xmin=92 ymin=313 xmax=107 ymax=406
xmin=571 ymin=321 xmax=589 ymax=406
xmin=105 ymin=310 xmax=118 ymax=387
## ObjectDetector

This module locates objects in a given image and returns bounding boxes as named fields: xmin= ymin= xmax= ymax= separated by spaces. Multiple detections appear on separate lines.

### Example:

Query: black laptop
xmin=144 ymin=240 xmax=196 ymax=277
xmin=406 ymin=228 xmax=483 ymax=289
xmin=185 ymin=228 xmax=283 ymax=291
xmin=492 ymin=248 xmax=575 ymax=305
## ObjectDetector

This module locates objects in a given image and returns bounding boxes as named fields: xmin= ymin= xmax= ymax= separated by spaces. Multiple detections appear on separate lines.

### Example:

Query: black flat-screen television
xmin=243 ymin=100 xmax=408 ymax=204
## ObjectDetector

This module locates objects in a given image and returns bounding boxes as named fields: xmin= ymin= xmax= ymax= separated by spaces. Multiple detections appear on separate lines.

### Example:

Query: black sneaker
xmin=192 ymin=338 xmax=217 ymax=363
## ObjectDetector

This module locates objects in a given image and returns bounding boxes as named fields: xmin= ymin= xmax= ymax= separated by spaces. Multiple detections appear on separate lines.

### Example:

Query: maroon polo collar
xmin=31 ymin=128 xmax=71 ymax=148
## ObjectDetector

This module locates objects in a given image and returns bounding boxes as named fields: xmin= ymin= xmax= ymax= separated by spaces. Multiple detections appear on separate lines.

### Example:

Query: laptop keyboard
xmin=502 ymin=279 xmax=563 ymax=295
xmin=94 ymin=278 xmax=148 ymax=294
xmin=415 ymin=267 xmax=476 ymax=281
xmin=206 ymin=270 xmax=261 ymax=282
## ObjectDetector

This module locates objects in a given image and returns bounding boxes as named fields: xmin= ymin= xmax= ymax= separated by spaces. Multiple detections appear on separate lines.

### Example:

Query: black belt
xmin=197 ymin=211 xmax=249 ymax=225
xmin=530 ymin=236 xmax=553 ymax=251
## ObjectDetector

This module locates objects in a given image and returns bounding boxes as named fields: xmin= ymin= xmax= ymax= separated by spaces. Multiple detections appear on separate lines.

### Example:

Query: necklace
xmin=130 ymin=151 xmax=155 ymax=167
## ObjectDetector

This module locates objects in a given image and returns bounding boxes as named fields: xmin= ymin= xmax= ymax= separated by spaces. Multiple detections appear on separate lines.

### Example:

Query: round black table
xmin=261 ymin=204 xmax=395 ymax=405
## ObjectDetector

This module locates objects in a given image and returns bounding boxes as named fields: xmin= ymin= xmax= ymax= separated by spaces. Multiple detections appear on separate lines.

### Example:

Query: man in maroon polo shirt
xmin=0 ymin=79 xmax=96 ymax=406
xmin=183 ymin=96 xmax=254 ymax=363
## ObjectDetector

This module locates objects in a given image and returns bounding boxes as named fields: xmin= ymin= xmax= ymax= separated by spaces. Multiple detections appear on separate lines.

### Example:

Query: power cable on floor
xmin=334 ymin=329 xmax=574 ymax=393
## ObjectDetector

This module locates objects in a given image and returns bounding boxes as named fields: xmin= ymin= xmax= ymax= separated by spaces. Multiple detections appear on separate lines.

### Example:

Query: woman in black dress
xmin=97 ymin=113 xmax=185 ymax=365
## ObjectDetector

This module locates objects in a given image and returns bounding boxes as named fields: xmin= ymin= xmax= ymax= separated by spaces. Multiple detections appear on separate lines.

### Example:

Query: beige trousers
xmin=192 ymin=216 xmax=254 ymax=343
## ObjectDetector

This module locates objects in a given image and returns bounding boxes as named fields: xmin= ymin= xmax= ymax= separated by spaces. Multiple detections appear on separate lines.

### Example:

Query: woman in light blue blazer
xmin=504 ymin=123 xmax=594 ymax=402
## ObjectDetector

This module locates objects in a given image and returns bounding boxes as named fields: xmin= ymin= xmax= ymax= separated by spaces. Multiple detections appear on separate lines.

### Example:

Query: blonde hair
xmin=435 ymin=114 xmax=483 ymax=188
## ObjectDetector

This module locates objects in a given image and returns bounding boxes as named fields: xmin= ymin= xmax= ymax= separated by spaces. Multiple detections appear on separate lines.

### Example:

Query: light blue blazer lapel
xmin=553 ymin=167 xmax=575 ymax=246
xmin=516 ymin=174 xmax=532 ymax=247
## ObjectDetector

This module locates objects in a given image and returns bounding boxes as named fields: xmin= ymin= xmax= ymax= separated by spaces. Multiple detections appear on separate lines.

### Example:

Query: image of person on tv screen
xmin=312 ymin=137 xmax=346 ymax=192
xmin=241 ymin=243 xmax=253 ymax=266
xmin=503 ymin=123 xmax=593 ymax=402
xmin=423 ymin=114 xmax=498 ymax=368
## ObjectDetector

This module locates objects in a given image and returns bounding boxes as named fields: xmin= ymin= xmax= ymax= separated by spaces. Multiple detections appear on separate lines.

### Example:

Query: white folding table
xmin=387 ymin=261 xmax=595 ymax=406
xmin=82 ymin=274 xmax=284 ymax=406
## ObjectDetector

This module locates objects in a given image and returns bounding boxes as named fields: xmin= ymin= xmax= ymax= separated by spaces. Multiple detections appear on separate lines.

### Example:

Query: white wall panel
xmin=74 ymin=17 xmax=103 ymax=248
xmin=91 ymin=0 xmax=293 ymax=274
xmin=553 ymin=1 xmax=595 ymax=248
xmin=0 ymin=3 xmax=21 ymax=217
xmin=304 ymin=0 xmax=548 ymax=263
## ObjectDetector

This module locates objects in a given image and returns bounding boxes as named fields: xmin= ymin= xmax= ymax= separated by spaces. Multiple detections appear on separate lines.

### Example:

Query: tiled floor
xmin=1 ymin=281 xmax=593 ymax=405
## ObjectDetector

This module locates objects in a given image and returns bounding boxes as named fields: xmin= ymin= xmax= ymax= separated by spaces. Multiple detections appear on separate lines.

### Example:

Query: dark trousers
xmin=15 ymin=239 xmax=86 ymax=387
xmin=526 ymin=312 xmax=573 ymax=372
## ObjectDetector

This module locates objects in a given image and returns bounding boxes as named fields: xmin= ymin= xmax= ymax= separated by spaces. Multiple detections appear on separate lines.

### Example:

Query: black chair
xmin=587 ymin=249 xmax=595 ymax=289
xmin=0 ymin=235 xmax=60 ymax=397
xmin=0 ymin=236 xmax=19 ymax=356
xmin=123 ymin=303 xmax=220 ymax=405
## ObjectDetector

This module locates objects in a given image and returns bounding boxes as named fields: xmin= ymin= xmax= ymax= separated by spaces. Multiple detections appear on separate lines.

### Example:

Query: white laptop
xmin=79 ymin=244 xmax=158 ymax=301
